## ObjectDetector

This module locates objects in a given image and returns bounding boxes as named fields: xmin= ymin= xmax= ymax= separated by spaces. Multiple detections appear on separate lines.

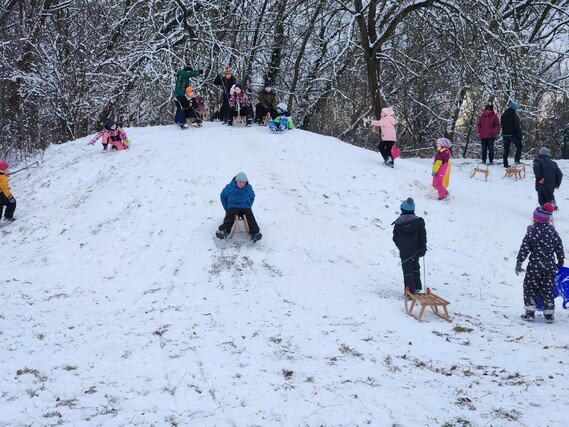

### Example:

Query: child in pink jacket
xmin=364 ymin=107 xmax=397 ymax=167
xmin=88 ymin=119 xmax=130 ymax=150
xmin=432 ymin=138 xmax=452 ymax=200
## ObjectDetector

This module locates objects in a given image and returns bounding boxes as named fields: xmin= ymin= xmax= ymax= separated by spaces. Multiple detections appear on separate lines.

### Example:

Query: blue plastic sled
xmin=535 ymin=266 xmax=569 ymax=310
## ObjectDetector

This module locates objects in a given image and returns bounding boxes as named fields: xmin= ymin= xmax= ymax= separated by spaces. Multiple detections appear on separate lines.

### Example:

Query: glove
xmin=7 ymin=196 xmax=15 ymax=203
xmin=431 ymin=171 xmax=436 ymax=176
xmin=515 ymin=263 xmax=523 ymax=276
xmin=418 ymin=249 xmax=426 ymax=257
xmin=363 ymin=116 xmax=371 ymax=124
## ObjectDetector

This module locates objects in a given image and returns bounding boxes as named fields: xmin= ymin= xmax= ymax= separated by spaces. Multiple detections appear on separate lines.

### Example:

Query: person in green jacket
xmin=173 ymin=66 xmax=203 ymax=98
xmin=173 ymin=66 xmax=203 ymax=125
xmin=254 ymin=81 xmax=277 ymax=124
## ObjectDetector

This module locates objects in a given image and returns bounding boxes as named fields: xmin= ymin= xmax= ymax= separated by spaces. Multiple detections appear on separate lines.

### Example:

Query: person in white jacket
xmin=364 ymin=107 xmax=397 ymax=167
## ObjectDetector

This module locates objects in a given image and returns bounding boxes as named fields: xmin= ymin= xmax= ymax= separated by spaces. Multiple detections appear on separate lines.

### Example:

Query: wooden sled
xmin=404 ymin=287 xmax=451 ymax=322
xmin=503 ymin=163 xmax=526 ymax=180
xmin=227 ymin=215 xmax=249 ymax=239
xmin=231 ymin=115 xmax=250 ymax=125
xmin=186 ymin=117 xmax=202 ymax=127
xmin=470 ymin=164 xmax=490 ymax=181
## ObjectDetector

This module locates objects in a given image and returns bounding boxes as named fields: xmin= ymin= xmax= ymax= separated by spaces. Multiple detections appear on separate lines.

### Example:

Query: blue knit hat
xmin=235 ymin=171 xmax=248 ymax=182
xmin=508 ymin=101 xmax=519 ymax=111
xmin=104 ymin=119 xmax=116 ymax=131
xmin=401 ymin=197 xmax=415 ymax=213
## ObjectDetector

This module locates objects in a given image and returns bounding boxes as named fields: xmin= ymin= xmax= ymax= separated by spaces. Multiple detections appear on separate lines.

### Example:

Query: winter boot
xmin=250 ymin=232 xmax=262 ymax=243
xmin=103 ymin=143 xmax=108 ymax=150
xmin=521 ymin=311 xmax=535 ymax=321
xmin=544 ymin=314 xmax=554 ymax=323
xmin=386 ymin=159 xmax=394 ymax=168
xmin=215 ymin=229 xmax=228 ymax=240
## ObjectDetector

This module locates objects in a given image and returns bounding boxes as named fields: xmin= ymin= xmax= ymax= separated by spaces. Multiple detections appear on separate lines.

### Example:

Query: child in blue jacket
xmin=216 ymin=172 xmax=262 ymax=242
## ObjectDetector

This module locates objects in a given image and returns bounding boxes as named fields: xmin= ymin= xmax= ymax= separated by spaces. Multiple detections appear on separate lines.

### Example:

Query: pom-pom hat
xmin=0 ymin=161 xmax=8 ymax=170
xmin=533 ymin=203 xmax=554 ymax=223
xmin=401 ymin=197 xmax=415 ymax=213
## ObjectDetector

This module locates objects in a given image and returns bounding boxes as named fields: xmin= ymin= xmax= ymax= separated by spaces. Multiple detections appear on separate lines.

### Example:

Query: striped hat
xmin=533 ymin=203 xmax=554 ymax=222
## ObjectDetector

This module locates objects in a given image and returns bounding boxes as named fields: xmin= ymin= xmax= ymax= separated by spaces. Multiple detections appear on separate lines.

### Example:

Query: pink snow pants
xmin=432 ymin=163 xmax=449 ymax=199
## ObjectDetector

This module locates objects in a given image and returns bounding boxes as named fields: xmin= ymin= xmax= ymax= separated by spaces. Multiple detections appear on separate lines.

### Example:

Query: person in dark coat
xmin=214 ymin=68 xmax=237 ymax=123
xmin=477 ymin=104 xmax=500 ymax=164
xmin=393 ymin=198 xmax=427 ymax=294
xmin=501 ymin=101 xmax=523 ymax=168
xmin=516 ymin=203 xmax=564 ymax=323
xmin=173 ymin=66 xmax=202 ymax=123
xmin=533 ymin=147 xmax=563 ymax=208
xmin=216 ymin=172 xmax=262 ymax=243
xmin=173 ymin=86 xmax=204 ymax=128
xmin=254 ymin=81 xmax=278 ymax=124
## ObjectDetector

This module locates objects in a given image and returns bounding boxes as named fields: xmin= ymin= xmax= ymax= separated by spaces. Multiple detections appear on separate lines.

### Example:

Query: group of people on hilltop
xmin=476 ymin=101 xmax=523 ymax=167
xmin=362 ymin=101 xmax=565 ymax=323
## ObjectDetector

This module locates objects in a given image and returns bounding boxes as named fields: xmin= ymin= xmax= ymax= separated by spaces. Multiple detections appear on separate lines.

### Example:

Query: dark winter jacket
xmin=517 ymin=223 xmax=564 ymax=274
xmin=393 ymin=214 xmax=427 ymax=260
xmin=500 ymin=108 xmax=523 ymax=141
xmin=214 ymin=74 xmax=237 ymax=99
xmin=477 ymin=110 xmax=500 ymax=139
xmin=220 ymin=178 xmax=255 ymax=210
xmin=533 ymin=154 xmax=563 ymax=192
xmin=173 ymin=69 xmax=201 ymax=97
xmin=176 ymin=95 xmax=205 ymax=114
xmin=257 ymin=89 xmax=277 ymax=109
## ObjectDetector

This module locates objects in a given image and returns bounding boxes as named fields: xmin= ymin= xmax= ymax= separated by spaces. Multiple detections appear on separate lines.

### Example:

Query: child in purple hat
xmin=515 ymin=203 xmax=564 ymax=323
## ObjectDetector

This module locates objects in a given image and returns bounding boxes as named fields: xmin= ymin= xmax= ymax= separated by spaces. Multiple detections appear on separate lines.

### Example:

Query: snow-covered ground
xmin=1 ymin=123 xmax=568 ymax=426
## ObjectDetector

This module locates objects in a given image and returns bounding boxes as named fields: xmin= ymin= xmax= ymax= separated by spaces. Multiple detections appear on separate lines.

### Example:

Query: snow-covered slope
xmin=1 ymin=123 xmax=568 ymax=426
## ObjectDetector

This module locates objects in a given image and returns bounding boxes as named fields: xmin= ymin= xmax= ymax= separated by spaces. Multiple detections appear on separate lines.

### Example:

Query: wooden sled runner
xmin=227 ymin=215 xmax=249 ymax=239
xmin=404 ymin=287 xmax=451 ymax=322
xmin=503 ymin=163 xmax=526 ymax=180
xmin=470 ymin=164 xmax=490 ymax=181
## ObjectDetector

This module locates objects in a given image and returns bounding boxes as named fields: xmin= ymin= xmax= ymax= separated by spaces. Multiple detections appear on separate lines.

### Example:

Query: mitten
xmin=515 ymin=263 xmax=523 ymax=276
xmin=7 ymin=196 xmax=15 ymax=203
xmin=431 ymin=171 xmax=436 ymax=176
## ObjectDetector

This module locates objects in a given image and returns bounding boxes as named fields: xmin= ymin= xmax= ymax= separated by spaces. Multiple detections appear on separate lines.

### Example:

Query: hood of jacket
xmin=394 ymin=214 xmax=420 ymax=233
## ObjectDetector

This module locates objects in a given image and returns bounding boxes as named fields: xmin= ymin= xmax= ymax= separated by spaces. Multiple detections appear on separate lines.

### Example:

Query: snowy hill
xmin=1 ymin=123 xmax=568 ymax=426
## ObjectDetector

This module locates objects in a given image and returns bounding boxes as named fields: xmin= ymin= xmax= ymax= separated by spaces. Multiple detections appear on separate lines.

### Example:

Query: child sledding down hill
xmin=88 ymin=119 xmax=130 ymax=150
xmin=268 ymin=103 xmax=294 ymax=131
xmin=0 ymin=161 xmax=16 ymax=222
xmin=432 ymin=138 xmax=452 ymax=200
xmin=216 ymin=172 xmax=262 ymax=243
xmin=516 ymin=203 xmax=564 ymax=323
